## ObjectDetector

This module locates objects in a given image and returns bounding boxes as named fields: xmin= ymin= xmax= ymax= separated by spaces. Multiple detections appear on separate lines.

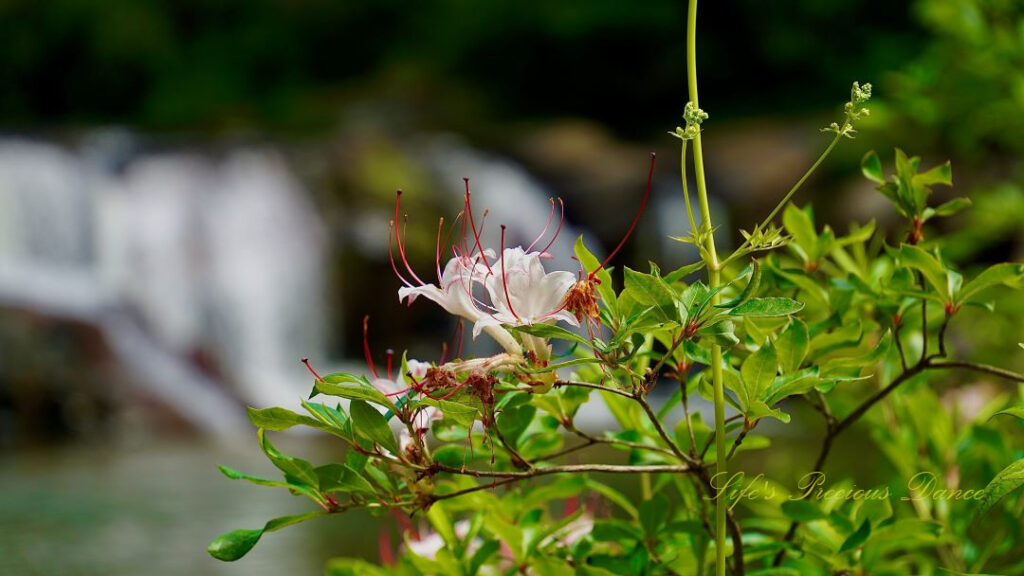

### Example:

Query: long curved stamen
xmin=464 ymin=179 xmax=494 ymax=274
xmin=539 ymin=197 xmax=566 ymax=256
xmin=453 ymin=319 xmax=465 ymax=359
xmin=362 ymin=316 xmax=380 ymax=379
xmin=394 ymin=191 xmax=427 ymax=286
xmin=448 ymin=210 xmax=466 ymax=260
xmin=499 ymin=225 xmax=521 ymax=321
xmin=593 ymin=153 xmax=656 ymax=276
xmin=526 ymin=197 xmax=556 ymax=253
xmin=301 ymin=357 xmax=325 ymax=382
xmin=388 ymin=220 xmax=414 ymax=288
xmin=435 ymin=217 xmax=445 ymax=282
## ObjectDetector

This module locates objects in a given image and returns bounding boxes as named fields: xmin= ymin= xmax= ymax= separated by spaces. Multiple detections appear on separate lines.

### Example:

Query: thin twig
xmin=492 ymin=421 xmax=532 ymax=469
xmin=893 ymin=320 xmax=908 ymax=372
xmin=635 ymin=391 xmax=700 ymax=467
xmin=927 ymin=361 xmax=1024 ymax=383
xmin=554 ymin=380 xmax=634 ymax=399
xmin=726 ymin=425 xmax=754 ymax=461
xmin=681 ymin=379 xmax=699 ymax=456
xmin=434 ymin=462 xmax=692 ymax=478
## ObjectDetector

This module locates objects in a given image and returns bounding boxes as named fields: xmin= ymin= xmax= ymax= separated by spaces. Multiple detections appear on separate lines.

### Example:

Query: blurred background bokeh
xmin=1 ymin=1 xmax=1021 ymax=574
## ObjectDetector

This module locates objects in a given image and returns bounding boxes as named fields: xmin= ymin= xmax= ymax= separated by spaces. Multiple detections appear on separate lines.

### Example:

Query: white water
xmin=0 ymin=138 xmax=327 ymax=434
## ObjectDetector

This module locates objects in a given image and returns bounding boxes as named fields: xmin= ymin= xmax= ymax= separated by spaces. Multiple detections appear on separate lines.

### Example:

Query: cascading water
xmin=0 ymin=138 xmax=328 ymax=435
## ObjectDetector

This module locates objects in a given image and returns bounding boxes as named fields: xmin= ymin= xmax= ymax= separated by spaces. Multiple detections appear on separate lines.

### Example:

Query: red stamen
xmin=392 ymin=510 xmax=420 ymax=541
xmin=539 ymin=197 xmax=566 ymax=256
xmin=385 ymin=349 xmax=394 ymax=381
xmin=447 ymin=211 xmax=465 ymax=261
xmin=593 ymin=153 xmax=656 ymax=276
xmin=434 ymin=217 xmax=445 ymax=282
xmin=454 ymin=319 xmax=465 ymax=359
xmin=385 ymin=384 xmax=415 ymax=397
xmin=464 ymin=179 xmax=494 ymax=274
xmin=378 ymin=529 xmax=394 ymax=566
xmin=362 ymin=316 xmax=379 ymax=379
xmin=499 ymin=225 xmax=521 ymax=321
xmin=387 ymin=220 xmax=413 ymax=288
xmin=393 ymin=191 xmax=427 ymax=286
xmin=526 ymin=197 xmax=556 ymax=253
xmin=301 ymin=357 xmax=325 ymax=382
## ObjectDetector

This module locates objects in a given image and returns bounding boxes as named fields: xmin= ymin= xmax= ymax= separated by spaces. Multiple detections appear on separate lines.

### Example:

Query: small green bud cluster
xmin=823 ymin=81 xmax=872 ymax=138
xmin=670 ymin=101 xmax=709 ymax=141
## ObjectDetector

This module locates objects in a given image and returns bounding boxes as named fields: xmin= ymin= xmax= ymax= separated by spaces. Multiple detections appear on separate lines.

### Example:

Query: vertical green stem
xmin=686 ymin=1 xmax=728 ymax=575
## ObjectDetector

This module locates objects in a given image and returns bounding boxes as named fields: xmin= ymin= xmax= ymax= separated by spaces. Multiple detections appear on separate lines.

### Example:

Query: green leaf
xmin=316 ymin=463 xmax=376 ymax=495
xmin=521 ymin=476 xmax=587 ymax=509
xmin=208 ymin=510 xmax=325 ymax=562
xmin=897 ymin=245 xmax=951 ymax=300
xmin=663 ymin=261 xmax=705 ymax=283
xmin=914 ymin=160 xmax=952 ymax=187
xmin=990 ymin=406 xmax=1024 ymax=421
xmin=207 ymin=528 xmax=263 ymax=562
xmin=257 ymin=429 xmax=321 ymax=489
xmin=746 ymin=399 xmax=790 ymax=424
xmin=766 ymin=367 xmax=819 ymax=405
xmin=700 ymin=318 xmax=740 ymax=347
xmin=742 ymin=343 xmax=778 ymax=400
xmin=932 ymin=197 xmax=971 ymax=218
xmin=824 ymin=331 xmax=892 ymax=370
xmin=776 ymin=320 xmax=809 ymax=373
xmin=591 ymin=518 xmax=644 ymax=542
xmin=509 ymin=323 xmax=592 ymax=348
xmin=840 ymin=520 xmax=872 ymax=553
xmin=974 ymin=457 xmax=1024 ymax=519
xmin=420 ymin=398 xmax=479 ymax=428
xmin=247 ymin=406 xmax=324 ymax=432
xmin=861 ymin=150 xmax=884 ymax=183
xmin=716 ymin=260 xmax=761 ymax=309
xmin=623 ymin=266 xmax=677 ymax=321
xmin=217 ymin=465 xmax=313 ymax=494
xmin=484 ymin=515 xmax=525 ymax=561
xmin=325 ymin=558 xmax=393 ymax=576
xmin=958 ymin=263 xmax=1024 ymax=304
xmin=585 ymin=479 xmax=638 ymax=519
xmin=729 ymin=297 xmax=804 ymax=318
xmin=349 ymin=400 xmax=400 ymax=455
xmin=782 ymin=205 xmax=818 ymax=264
xmin=314 ymin=373 xmax=393 ymax=408
xmin=496 ymin=404 xmax=535 ymax=448
xmin=781 ymin=500 xmax=827 ymax=522
xmin=638 ymin=494 xmax=671 ymax=536
xmin=467 ymin=540 xmax=500 ymax=576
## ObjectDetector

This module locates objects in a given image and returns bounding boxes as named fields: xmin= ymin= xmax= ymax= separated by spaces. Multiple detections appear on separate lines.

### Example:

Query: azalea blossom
xmin=391 ymin=183 xmax=576 ymax=359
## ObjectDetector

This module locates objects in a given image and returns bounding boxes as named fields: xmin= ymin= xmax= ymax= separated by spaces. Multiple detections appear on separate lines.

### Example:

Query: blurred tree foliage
xmin=886 ymin=0 xmax=1024 ymax=158
xmin=0 ymin=0 xmax=925 ymax=134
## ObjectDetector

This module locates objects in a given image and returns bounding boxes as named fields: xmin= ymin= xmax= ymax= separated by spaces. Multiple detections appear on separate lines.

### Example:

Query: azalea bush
xmin=208 ymin=2 xmax=1023 ymax=575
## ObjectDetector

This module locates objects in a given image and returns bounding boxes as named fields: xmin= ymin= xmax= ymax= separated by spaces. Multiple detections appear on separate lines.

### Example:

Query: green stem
xmin=686 ymin=2 xmax=729 ymax=575
xmin=681 ymin=140 xmax=698 ymax=234
xmin=720 ymin=132 xmax=843 ymax=269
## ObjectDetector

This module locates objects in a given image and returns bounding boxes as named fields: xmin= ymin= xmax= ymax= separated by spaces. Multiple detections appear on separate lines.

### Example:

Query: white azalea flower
xmin=476 ymin=246 xmax=578 ymax=336
xmin=398 ymin=252 xmax=522 ymax=355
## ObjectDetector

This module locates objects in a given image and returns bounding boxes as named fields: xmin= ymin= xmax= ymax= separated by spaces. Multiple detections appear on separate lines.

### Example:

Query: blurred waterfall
xmin=0 ymin=137 xmax=327 ymax=434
